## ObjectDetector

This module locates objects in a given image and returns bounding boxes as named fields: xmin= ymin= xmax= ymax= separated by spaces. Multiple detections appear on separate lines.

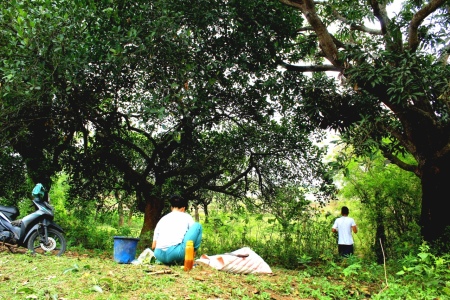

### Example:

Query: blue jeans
xmin=154 ymin=222 xmax=202 ymax=265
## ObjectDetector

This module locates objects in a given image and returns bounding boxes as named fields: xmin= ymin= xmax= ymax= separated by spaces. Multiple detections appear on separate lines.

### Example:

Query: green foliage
xmin=342 ymin=261 xmax=362 ymax=277
xmin=373 ymin=243 xmax=450 ymax=299
xmin=48 ymin=174 xmax=69 ymax=217
xmin=16 ymin=198 xmax=36 ymax=218
xmin=4 ymin=185 xmax=450 ymax=299
xmin=1 ymin=0 xmax=450 ymax=248
xmin=57 ymin=207 xmax=140 ymax=252
xmin=397 ymin=243 xmax=450 ymax=290
xmin=336 ymin=149 xmax=422 ymax=260
xmin=282 ymin=0 xmax=450 ymax=244
xmin=65 ymin=219 xmax=115 ymax=251
xmin=200 ymin=208 xmax=336 ymax=269
xmin=0 ymin=147 xmax=28 ymax=206
xmin=1 ymin=0 xmax=332 ymax=239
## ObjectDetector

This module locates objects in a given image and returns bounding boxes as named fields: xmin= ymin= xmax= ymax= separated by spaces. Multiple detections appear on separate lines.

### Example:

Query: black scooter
xmin=0 ymin=184 xmax=66 ymax=256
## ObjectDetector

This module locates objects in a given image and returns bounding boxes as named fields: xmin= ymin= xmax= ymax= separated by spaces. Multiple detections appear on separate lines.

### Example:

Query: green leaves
xmin=397 ymin=243 xmax=450 ymax=289
xmin=63 ymin=263 xmax=80 ymax=274
xmin=342 ymin=262 xmax=362 ymax=277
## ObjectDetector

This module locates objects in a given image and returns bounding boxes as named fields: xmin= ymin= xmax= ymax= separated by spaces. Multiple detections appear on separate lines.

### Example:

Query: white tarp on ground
xmin=195 ymin=247 xmax=273 ymax=274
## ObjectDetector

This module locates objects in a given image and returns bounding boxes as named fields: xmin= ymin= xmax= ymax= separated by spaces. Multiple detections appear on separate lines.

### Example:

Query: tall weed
xmin=200 ymin=209 xmax=336 ymax=268
xmin=396 ymin=243 xmax=450 ymax=290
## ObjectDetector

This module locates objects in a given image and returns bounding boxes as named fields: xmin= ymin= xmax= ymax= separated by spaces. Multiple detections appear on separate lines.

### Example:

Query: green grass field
xmin=0 ymin=247 xmax=385 ymax=300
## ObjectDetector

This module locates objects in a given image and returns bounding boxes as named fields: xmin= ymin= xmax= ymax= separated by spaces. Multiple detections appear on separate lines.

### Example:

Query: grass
xmin=2 ymin=207 xmax=449 ymax=299
xmin=2 ymin=244 xmax=450 ymax=299
xmin=0 ymin=246 xmax=388 ymax=300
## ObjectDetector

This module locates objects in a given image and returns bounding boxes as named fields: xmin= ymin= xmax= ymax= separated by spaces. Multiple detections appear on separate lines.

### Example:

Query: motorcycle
xmin=0 ymin=183 xmax=67 ymax=256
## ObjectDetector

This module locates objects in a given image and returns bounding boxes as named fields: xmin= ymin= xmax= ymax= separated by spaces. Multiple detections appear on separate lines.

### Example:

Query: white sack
xmin=195 ymin=247 xmax=272 ymax=274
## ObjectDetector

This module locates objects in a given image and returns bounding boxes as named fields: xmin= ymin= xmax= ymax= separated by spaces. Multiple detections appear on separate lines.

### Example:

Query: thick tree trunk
xmin=139 ymin=194 xmax=165 ymax=247
xmin=419 ymin=157 xmax=450 ymax=246
xmin=116 ymin=191 xmax=124 ymax=227
xmin=128 ymin=208 xmax=133 ymax=226
xmin=374 ymin=211 xmax=386 ymax=264
xmin=118 ymin=201 xmax=124 ymax=227
xmin=194 ymin=205 xmax=199 ymax=222
xmin=203 ymin=202 xmax=209 ymax=223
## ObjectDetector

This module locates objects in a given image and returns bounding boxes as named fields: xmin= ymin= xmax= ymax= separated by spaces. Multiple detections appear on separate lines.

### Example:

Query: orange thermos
xmin=184 ymin=240 xmax=194 ymax=271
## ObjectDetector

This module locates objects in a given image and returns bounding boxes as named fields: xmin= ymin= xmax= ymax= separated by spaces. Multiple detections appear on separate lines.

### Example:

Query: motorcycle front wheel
xmin=27 ymin=228 xmax=67 ymax=256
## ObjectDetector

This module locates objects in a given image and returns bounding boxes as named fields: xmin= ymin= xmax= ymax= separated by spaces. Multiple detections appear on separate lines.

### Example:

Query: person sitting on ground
xmin=151 ymin=195 xmax=202 ymax=265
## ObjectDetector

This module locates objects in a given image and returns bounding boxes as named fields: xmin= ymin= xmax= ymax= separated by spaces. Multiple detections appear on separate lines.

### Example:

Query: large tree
xmin=275 ymin=0 xmax=450 ymax=245
xmin=4 ymin=0 xmax=447 ymax=246
xmin=0 ymin=0 xmax=332 ymax=241
xmin=0 ymin=0 xmax=95 ymax=190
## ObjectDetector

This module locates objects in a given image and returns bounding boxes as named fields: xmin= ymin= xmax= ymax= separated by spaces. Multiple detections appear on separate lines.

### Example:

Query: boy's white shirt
xmin=332 ymin=216 xmax=356 ymax=245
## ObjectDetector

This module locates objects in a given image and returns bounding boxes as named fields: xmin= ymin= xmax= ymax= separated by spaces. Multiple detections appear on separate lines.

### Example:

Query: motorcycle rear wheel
xmin=27 ymin=228 xmax=67 ymax=256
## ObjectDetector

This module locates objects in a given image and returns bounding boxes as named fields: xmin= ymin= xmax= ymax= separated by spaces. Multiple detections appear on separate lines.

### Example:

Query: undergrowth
xmin=16 ymin=185 xmax=440 ymax=300
xmin=1 ymin=244 xmax=449 ymax=299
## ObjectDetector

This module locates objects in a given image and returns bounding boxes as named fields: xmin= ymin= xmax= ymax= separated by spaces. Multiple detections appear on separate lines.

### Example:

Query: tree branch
xmin=381 ymin=150 xmax=421 ymax=177
xmin=437 ymin=40 xmax=450 ymax=63
xmin=436 ymin=141 xmax=450 ymax=160
xmin=296 ymin=26 xmax=314 ymax=33
xmin=408 ymin=0 xmax=447 ymax=52
xmin=332 ymin=10 xmax=382 ymax=35
xmin=296 ymin=27 xmax=346 ymax=49
xmin=279 ymin=0 xmax=303 ymax=10
xmin=369 ymin=0 xmax=404 ymax=52
xmin=370 ymin=0 xmax=390 ymax=34
xmin=279 ymin=61 xmax=342 ymax=72
xmin=279 ymin=0 xmax=344 ymax=70
xmin=376 ymin=121 xmax=417 ymax=156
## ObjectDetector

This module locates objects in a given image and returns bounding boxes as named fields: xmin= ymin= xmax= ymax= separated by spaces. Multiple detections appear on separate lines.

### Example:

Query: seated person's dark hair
xmin=169 ymin=195 xmax=188 ymax=209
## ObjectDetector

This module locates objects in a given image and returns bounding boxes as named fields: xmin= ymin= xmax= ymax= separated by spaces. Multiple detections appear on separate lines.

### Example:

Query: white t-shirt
xmin=332 ymin=216 xmax=356 ymax=245
xmin=153 ymin=211 xmax=194 ymax=250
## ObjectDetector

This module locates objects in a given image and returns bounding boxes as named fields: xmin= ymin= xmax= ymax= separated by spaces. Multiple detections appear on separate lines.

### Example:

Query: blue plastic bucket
xmin=113 ymin=236 xmax=140 ymax=264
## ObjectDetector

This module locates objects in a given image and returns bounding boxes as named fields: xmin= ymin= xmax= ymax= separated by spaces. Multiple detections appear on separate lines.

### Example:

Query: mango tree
xmin=1 ymin=0 xmax=331 ymax=243
xmin=276 ymin=0 xmax=450 ymax=245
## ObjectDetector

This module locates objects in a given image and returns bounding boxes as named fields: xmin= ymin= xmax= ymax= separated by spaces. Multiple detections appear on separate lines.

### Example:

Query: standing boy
xmin=332 ymin=206 xmax=357 ymax=257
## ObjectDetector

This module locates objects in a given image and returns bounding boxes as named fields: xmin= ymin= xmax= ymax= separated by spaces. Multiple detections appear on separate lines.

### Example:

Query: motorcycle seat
xmin=0 ymin=205 xmax=20 ymax=220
